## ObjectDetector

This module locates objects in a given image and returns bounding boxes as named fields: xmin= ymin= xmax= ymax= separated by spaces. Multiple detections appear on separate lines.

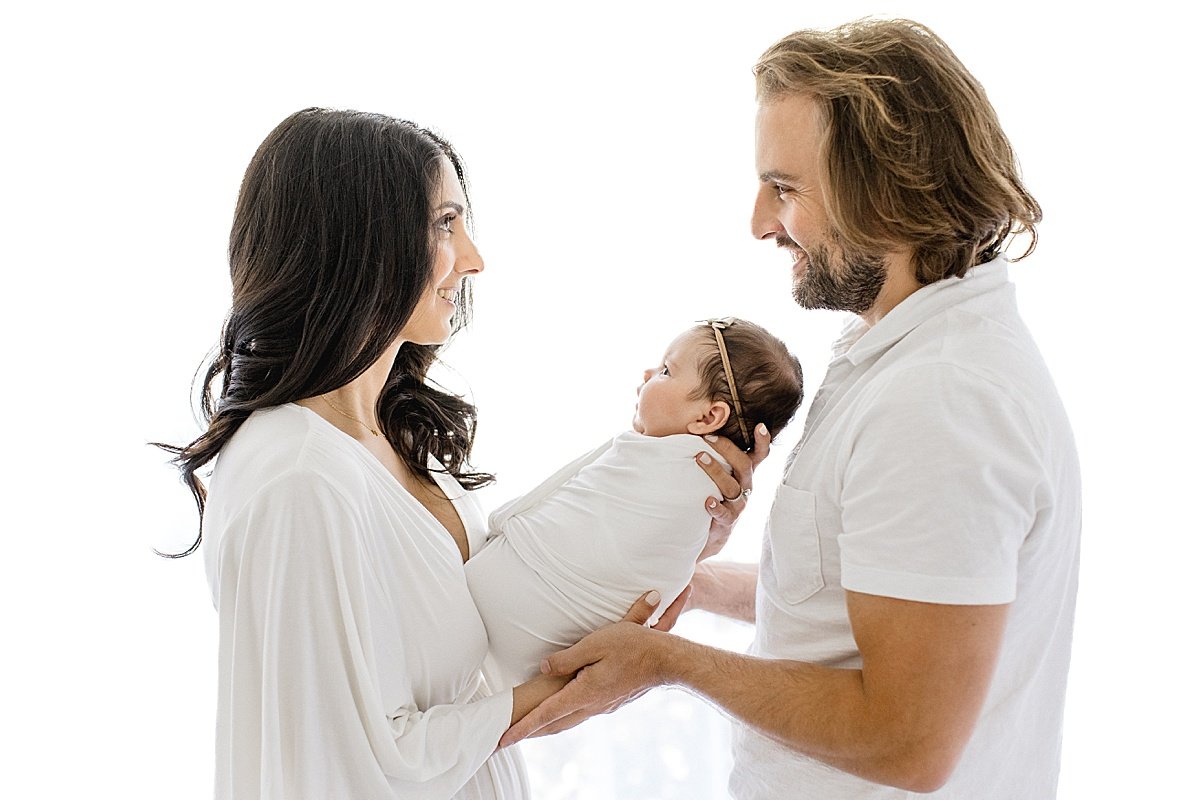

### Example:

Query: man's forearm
xmin=655 ymin=635 xmax=927 ymax=790
xmin=649 ymin=593 xmax=1008 ymax=793
xmin=691 ymin=561 xmax=758 ymax=623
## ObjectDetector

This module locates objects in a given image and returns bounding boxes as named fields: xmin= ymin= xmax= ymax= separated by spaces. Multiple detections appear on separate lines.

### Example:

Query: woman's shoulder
xmin=208 ymin=404 xmax=368 ymax=519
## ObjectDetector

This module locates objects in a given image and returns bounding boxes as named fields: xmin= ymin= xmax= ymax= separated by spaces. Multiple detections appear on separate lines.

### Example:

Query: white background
xmin=3 ymin=0 xmax=1196 ymax=797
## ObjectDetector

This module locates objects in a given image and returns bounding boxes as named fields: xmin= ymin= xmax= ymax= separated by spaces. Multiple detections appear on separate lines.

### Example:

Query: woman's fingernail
xmin=707 ymin=498 xmax=718 ymax=509
xmin=756 ymin=424 xmax=768 ymax=436
xmin=646 ymin=590 xmax=661 ymax=606
xmin=704 ymin=435 xmax=718 ymax=442
xmin=540 ymin=659 xmax=551 ymax=674
xmin=698 ymin=453 xmax=712 ymax=464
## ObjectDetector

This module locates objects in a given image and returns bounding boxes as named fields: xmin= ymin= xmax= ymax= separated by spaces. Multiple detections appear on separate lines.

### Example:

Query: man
xmin=502 ymin=19 xmax=1080 ymax=798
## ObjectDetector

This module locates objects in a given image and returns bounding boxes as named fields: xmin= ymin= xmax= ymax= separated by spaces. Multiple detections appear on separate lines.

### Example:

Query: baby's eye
xmin=659 ymin=365 xmax=670 ymax=376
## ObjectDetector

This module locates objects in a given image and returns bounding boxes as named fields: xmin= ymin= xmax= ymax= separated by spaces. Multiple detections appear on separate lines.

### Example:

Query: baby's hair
xmin=689 ymin=318 xmax=804 ymax=450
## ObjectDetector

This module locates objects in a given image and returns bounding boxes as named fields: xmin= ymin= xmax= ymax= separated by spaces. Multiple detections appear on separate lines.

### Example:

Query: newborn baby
xmin=466 ymin=318 xmax=804 ymax=685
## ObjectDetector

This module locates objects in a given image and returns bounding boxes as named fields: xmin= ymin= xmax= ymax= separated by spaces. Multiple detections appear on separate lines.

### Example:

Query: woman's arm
xmin=511 ymin=672 xmax=573 ymax=724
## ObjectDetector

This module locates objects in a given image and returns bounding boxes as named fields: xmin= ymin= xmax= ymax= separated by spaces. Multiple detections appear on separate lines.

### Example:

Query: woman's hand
xmin=696 ymin=423 xmax=771 ymax=561
xmin=499 ymin=589 xmax=686 ymax=747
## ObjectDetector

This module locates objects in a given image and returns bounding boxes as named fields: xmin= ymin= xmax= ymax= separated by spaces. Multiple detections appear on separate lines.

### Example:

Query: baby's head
xmin=633 ymin=318 xmax=804 ymax=450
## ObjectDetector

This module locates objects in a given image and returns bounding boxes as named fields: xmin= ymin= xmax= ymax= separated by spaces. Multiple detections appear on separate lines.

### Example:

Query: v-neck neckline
xmin=288 ymin=403 xmax=473 ymax=560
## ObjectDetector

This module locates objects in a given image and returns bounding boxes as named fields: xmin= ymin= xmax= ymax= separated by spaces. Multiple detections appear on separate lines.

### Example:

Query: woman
xmin=160 ymin=108 xmax=755 ymax=799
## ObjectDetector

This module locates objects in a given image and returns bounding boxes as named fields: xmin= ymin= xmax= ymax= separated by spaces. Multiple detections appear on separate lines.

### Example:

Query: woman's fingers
xmin=749 ymin=422 xmax=771 ymax=468
xmin=696 ymin=450 xmax=744 ymax=502
xmin=701 ymin=423 xmax=772 ymax=496
xmin=622 ymin=590 xmax=662 ymax=625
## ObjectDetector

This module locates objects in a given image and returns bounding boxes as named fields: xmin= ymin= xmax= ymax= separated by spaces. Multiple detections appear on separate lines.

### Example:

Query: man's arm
xmin=690 ymin=561 xmax=758 ymax=623
xmin=501 ymin=591 xmax=1007 ymax=794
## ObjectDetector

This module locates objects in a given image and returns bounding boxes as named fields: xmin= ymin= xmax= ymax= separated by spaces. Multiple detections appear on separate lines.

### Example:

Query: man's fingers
xmin=621 ymin=590 xmax=662 ymax=625
xmin=652 ymin=585 xmax=691 ymax=631
xmin=523 ymin=707 xmax=595 ymax=740
xmin=500 ymin=685 xmax=585 ymax=748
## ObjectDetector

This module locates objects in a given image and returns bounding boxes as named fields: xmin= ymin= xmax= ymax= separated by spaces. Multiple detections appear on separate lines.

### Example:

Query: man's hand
xmin=498 ymin=589 xmax=685 ymax=748
xmin=697 ymin=423 xmax=772 ymax=561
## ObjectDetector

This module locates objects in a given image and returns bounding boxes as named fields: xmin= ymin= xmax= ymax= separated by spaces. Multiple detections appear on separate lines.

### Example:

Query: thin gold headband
xmin=700 ymin=318 xmax=750 ymax=446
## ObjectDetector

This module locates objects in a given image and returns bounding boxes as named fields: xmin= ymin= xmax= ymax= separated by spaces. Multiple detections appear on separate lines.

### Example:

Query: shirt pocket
xmin=763 ymin=484 xmax=825 ymax=605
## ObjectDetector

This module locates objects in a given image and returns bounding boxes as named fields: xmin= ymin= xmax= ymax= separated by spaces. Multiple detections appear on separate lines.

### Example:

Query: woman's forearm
xmin=510 ymin=672 xmax=572 ymax=725
xmin=691 ymin=561 xmax=758 ymax=623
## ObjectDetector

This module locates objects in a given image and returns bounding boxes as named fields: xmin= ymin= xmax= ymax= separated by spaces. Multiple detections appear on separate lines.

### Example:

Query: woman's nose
xmin=456 ymin=232 xmax=485 ymax=274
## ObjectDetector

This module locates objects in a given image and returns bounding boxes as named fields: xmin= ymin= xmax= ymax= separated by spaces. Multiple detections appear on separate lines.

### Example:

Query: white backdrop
xmin=2 ymin=1 xmax=1195 ymax=797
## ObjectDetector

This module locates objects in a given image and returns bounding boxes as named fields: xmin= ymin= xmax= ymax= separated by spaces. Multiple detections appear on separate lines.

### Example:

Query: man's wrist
xmin=646 ymin=627 xmax=697 ymax=686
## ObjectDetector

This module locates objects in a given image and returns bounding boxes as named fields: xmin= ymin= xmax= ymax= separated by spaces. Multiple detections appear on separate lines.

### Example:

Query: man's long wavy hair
xmin=156 ymin=108 xmax=493 ymax=558
xmin=754 ymin=19 xmax=1042 ymax=284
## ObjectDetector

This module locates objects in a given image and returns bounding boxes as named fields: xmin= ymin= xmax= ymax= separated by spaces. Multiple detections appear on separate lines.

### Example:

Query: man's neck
xmin=860 ymin=250 xmax=921 ymax=327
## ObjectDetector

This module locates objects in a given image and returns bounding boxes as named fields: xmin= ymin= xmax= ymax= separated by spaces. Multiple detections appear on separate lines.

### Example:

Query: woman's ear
xmin=686 ymin=401 xmax=731 ymax=435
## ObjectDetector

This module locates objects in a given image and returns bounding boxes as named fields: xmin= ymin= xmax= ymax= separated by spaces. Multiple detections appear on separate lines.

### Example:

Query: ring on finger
xmin=741 ymin=488 xmax=752 ymax=499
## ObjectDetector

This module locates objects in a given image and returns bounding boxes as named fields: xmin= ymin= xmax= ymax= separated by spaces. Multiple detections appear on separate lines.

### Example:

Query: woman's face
xmin=398 ymin=156 xmax=484 ymax=345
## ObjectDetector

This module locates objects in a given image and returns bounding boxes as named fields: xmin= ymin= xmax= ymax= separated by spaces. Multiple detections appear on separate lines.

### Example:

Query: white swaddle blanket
xmin=465 ymin=431 xmax=726 ymax=686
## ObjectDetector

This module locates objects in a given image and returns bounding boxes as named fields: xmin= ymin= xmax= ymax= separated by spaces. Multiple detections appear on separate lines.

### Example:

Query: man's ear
xmin=686 ymin=401 xmax=730 ymax=435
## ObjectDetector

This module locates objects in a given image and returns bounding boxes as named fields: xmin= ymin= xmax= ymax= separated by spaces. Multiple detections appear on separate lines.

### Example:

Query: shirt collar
xmin=839 ymin=255 xmax=1011 ymax=365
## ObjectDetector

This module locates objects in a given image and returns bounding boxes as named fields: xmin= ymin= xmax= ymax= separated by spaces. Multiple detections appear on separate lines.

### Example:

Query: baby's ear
xmin=687 ymin=401 xmax=731 ymax=435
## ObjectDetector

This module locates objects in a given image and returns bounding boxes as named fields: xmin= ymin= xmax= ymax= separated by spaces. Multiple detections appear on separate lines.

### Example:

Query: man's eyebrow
xmin=435 ymin=201 xmax=464 ymax=213
xmin=759 ymin=170 xmax=802 ymax=184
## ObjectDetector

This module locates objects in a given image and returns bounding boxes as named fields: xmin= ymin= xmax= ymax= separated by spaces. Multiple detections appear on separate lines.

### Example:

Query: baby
xmin=465 ymin=318 xmax=804 ymax=685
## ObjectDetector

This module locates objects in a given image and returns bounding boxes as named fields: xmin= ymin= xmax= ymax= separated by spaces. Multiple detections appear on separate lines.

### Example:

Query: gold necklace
xmin=322 ymin=394 xmax=382 ymax=437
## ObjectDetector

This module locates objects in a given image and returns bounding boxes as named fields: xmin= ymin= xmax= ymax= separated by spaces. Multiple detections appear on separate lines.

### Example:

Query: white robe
xmin=203 ymin=403 xmax=528 ymax=800
xmin=465 ymin=432 xmax=723 ymax=685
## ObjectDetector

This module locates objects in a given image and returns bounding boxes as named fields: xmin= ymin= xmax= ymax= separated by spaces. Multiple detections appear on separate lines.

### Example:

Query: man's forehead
xmin=755 ymin=96 xmax=823 ymax=175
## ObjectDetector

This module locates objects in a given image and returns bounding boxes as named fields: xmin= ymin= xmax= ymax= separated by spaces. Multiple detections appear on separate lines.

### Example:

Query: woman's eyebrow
xmin=435 ymin=201 xmax=465 ymax=213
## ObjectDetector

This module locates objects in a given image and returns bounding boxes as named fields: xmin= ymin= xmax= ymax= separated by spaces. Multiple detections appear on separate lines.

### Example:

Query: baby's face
xmin=632 ymin=331 xmax=714 ymax=437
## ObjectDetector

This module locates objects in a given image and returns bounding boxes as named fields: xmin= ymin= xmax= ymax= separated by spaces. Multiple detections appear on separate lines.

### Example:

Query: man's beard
xmin=782 ymin=234 xmax=887 ymax=315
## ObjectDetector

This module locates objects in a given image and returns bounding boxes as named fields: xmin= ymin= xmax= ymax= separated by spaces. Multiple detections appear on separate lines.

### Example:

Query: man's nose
xmin=750 ymin=191 xmax=782 ymax=241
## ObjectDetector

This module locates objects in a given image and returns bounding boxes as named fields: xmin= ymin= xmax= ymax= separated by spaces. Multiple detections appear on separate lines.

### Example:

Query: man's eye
xmin=774 ymin=184 xmax=792 ymax=198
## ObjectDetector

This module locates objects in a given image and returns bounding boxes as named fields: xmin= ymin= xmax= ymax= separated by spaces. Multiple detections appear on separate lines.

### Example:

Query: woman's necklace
xmin=322 ymin=394 xmax=382 ymax=437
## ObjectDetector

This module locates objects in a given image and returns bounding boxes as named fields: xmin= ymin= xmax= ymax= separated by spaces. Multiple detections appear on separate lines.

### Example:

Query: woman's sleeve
xmin=213 ymin=469 xmax=513 ymax=800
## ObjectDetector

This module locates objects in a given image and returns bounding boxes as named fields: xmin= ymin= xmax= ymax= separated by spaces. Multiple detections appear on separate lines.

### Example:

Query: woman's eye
xmin=436 ymin=213 xmax=457 ymax=233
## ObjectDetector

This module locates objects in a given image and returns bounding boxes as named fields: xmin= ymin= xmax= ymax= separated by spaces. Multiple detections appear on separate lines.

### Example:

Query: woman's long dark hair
xmin=156 ymin=108 xmax=493 ymax=558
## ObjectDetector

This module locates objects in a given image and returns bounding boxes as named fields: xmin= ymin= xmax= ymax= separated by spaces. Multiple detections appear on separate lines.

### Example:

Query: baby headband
xmin=700 ymin=317 xmax=751 ymax=447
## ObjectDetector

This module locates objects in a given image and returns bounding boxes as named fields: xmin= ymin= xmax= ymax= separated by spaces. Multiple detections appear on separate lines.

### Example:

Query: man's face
xmin=751 ymin=94 xmax=887 ymax=315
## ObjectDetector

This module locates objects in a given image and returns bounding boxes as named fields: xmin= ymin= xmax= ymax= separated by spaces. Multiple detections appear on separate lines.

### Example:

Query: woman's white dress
xmin=202 ymin=403 xmax=528 ymax=799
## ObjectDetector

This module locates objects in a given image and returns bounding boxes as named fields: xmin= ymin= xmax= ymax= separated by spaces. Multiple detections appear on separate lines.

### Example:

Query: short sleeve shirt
xmin=730 ymin=257 xmax=1082 ymax=799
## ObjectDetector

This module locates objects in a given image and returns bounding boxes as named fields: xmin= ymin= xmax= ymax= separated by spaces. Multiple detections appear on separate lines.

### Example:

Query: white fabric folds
xmin=203 ymin=404 xmax=527 ymax=799
xmin=466 ymin=431 xmax=725 ymax=685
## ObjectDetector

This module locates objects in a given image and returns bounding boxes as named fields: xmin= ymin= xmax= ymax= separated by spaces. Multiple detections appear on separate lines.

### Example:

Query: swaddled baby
xmin=465 ymin=318 xmax=804 ymax=685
